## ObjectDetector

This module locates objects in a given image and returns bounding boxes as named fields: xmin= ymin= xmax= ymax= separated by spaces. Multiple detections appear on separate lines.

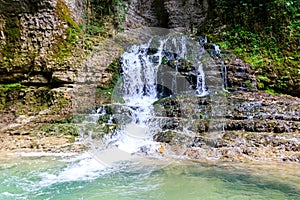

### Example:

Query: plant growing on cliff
xmin=40 ymin=124 xmax=80 ymax=137
xmin=87 ymin=0 xmax=126 ymax=35
xmin=52 ymin=0 xmax=85 ymax=61
xmin=56 ymin=0 xmax=81 ymax=32
xmin=202 ymin=0 xmax=300 ymax=96
xmin=1 ymin=83 xmax=21 ymax=92
xmin=0 ymin=83 xmax=22 ymax=110
xmin=96 ymin=59 xmax=123 ymax=104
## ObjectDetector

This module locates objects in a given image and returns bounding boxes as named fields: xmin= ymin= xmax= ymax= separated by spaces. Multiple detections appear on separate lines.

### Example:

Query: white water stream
xmin=86 ymin=34 xmax=210 ymax=166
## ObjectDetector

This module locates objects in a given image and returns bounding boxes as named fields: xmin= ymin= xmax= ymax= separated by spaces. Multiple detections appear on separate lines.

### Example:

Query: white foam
xmin=38 ymin=154 xmax=106 ymax=188
xmin=116 ymin=124 xmax=160 ymax=153
xmin=19 ymin=152 xmax=78 ymax=157
xmin=90 ymin=146 xmax=133 ymax=167
xmin=0 ymin=192 xmax=23 ymax=198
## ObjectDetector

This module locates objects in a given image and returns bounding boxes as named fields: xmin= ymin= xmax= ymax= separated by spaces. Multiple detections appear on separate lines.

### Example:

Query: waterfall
xmin=84 ymin=32 xmax=225 ymax=166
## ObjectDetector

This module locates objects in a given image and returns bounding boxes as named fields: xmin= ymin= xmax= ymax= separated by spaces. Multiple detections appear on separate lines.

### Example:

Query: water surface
xmin=0 ymin=153 xmax=299 ymax=200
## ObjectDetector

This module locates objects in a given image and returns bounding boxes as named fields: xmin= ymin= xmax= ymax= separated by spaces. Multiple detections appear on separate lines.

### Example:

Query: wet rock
xmin=153 ymin=130 xmax=174 ymax=143
xmin=152 ymin=90 xmax=299 ymax=162
xmin=153 ymin=130 xmax=191 ymax=146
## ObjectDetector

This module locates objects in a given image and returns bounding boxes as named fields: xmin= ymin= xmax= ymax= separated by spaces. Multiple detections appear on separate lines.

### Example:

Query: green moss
xmin=106 ymin=59 xmax=119 ymax=72
xmin=200 ymin=0 xmax=300 ymax=96
xmin=0 ymin=83 xmax=23 ymax=110
xmin=51 ymin=0 xmax=83 ymax=61
xmin=257 ymin=75 xmax=271 ymax=83
xmin=154 ymin=130 xmax=174 ymax=143
xmin=4 ymin=17 xmax=20 ymax=43
xmin=0 ymin=84 xmax=70 ymax=115
xmin=1 ymin=16 xmax=21 ymax=59
xmin=61 ymin=114 xmax=88 ymax=123
xmin=87 ymin=0 xmax=127 ymax=35
xmin=264 ymin=88 xmax=279 ymax=95
xmin=98 ymin=124 xmax=117 ymax=134
xmin=40 ymin=123 xmax=80 ymax=136
xmin=98 ymin=114 xmax=111 ymax=124
xmin=55 ymin=0 xmax=81 ymax=32
xmin=80 ymin=123 xmax=117 ymax=140
xmin=153 ymin=96 xmax=170 ymax=106
xmin=96 ymin=59 xmax=123 ymax=103
xmin=1 ymin=82 xmax=21 ymax=92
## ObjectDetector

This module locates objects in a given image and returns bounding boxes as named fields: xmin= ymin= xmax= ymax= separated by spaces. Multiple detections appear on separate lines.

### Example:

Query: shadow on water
xmin=149 ymin=162 xmax=300 ymax=198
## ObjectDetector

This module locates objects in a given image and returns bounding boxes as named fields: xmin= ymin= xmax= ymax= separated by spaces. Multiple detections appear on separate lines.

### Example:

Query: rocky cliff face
xmin=0 ymin=0 xmax=87 ymax=85
xmin=124 ymin=0 xmax=258 ymax=93
xmin=0 ymin=0 xmax=257 ymax=116
xmin=0 ymin=0 xmax=90 ymax=122
xmin=0 ymin=0 xmax=123 ymax=133
xmin=125 ymin=0 xmax=209 ymax=32
xmin=64 ymin=0 xmax=87 ymax=24
xmin=0 ymin=0 xmax=257 ymax=121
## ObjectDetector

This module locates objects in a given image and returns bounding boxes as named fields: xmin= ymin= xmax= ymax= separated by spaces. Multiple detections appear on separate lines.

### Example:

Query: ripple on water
xmin=0 ymin=153 xmax=299 ymax=200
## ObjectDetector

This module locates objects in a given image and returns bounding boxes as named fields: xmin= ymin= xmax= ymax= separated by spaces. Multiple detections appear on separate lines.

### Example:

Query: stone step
xmin=149 ymin=116 xmax=300 ymax=134
xmin=153 ymin=128 xmax=300 ymax=153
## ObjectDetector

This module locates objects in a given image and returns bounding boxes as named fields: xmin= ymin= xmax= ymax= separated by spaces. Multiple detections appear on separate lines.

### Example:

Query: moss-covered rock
xmin=0 ymin=84 xmax=71 ymax=117
xmin=199 ymin=0 xmax=300 ymax=97
xmin=40 ymin=123 xmax=80 ymax=136
xmin=1 ymin=16 xmax=20 ymax=59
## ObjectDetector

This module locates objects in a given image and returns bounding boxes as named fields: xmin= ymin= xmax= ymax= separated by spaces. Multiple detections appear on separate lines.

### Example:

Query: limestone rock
xmin=52 ymin=71 xmax=76 ymax=83
xmin=125 ymin=0 xmax=209 ymax=32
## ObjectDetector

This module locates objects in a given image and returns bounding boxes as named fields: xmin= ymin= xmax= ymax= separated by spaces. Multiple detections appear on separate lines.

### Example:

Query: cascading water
xmin=84 ymin=32 xmax=224 ymax=166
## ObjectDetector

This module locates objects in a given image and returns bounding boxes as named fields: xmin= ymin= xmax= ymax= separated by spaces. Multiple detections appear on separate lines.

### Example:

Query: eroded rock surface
xmin=153 ymin=91 xmax=300 ymax=162
xmin=125 ymin=0 xmax=209 ymax=32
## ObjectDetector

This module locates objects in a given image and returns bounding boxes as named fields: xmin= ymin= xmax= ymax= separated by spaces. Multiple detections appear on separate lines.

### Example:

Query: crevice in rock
xmin=153 ymin=0 xmax=169 ymax=28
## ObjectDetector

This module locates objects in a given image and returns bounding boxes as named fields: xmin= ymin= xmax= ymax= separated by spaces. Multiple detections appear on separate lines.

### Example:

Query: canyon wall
xmin=125 ymin=0 xmax=210 ymax=33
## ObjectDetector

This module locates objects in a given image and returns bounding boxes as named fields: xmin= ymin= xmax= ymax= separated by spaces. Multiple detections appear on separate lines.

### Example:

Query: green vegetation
xmin=202 ymin=0 xmax=300 ymax=96
xmin=1 ymin=82 xmax=21 ymax=92
xmin=4 ymin=17 xmax=20 ymax=43
xmin=1 ymin=0 xmax=126 ymax=66
xmin=0 ymin=83 xmax=22 ymax=110
xmin=244 ymin=80 xmax=253 ymax=89
xmin=53 ymin=0 xmax=127 ymax=60
xmin=97 ymin=59 xmax=120 ymax=92
xmin=39 ymin=123 xmax=81 ymax=143
xmin=40 ymin=123 xmax=80 ymax=137
xmin=56 ymin=0 xmax=81 ymax=32
xmin=52 ymin=0 xmax=83 ymax=60
xmin=87 ymin=0 xmax=126 ymax=35
xmin=96 ymin=59 xmax=122 ymax=103
xmin=154 ymin=130 xmax=174 ymax=143
xmin=0 ymin=15 xmax=38 ymax=69
xmin=0 ymin=84 xmax=69 ymax=115
xmin=1 ymin=16 xmax=20 ymax=60
xmin=81 ymin=123 xmax=117 ymax=140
